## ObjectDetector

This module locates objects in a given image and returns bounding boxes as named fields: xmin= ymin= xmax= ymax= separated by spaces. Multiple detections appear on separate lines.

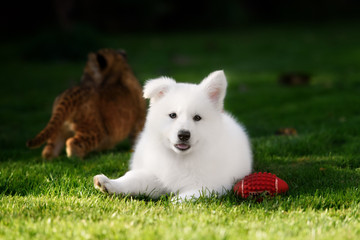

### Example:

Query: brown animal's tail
xmin=26 ymin=87 xmax=88 ymax=148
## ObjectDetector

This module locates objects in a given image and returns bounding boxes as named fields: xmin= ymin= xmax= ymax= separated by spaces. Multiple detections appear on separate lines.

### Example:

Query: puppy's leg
xmin=173 ymin=188 xmax=214 ymax=203
xmin=172 ymin=190 xmax=202 ymax=203
xmin=94 ymin=170 xmax=167 ymax=198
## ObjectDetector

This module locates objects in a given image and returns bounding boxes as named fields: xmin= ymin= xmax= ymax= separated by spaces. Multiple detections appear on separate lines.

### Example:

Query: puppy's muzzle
xmin=175 ymin=130 xmax=191 ymax=151
xmin=178 ymin=130 xmax=191 ymax=141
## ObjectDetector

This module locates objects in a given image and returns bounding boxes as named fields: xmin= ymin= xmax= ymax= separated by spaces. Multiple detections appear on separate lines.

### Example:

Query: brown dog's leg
xmin=66 ymin=123 xmax=105 ymax=158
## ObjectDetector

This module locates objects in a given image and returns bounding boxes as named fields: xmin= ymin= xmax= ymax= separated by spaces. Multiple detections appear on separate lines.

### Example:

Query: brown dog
xmin=27 ymin=49 xmax=146 ymax=159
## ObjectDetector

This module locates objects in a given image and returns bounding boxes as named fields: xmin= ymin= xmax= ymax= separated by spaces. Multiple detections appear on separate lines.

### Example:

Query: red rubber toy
xmin=233 ymin=172 xmax=289 ymax=199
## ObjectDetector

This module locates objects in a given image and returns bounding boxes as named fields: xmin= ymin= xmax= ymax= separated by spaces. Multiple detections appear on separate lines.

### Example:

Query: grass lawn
xmin=1 ymin=23 xmax=360 ymax=239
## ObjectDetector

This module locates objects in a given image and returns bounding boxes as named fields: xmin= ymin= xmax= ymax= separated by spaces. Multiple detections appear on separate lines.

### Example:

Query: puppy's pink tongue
xmin=176 ymin=144 xmax=190 ymax=150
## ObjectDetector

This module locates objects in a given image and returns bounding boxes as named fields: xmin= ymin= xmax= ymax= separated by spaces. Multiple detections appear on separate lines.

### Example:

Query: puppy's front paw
xmin=171 ymin=194 xmax=193 ymax=204
xmin=171 ymin=196 xmax=184 ymax=204
xmin=94 ymin=174 xmax=111 ymax=193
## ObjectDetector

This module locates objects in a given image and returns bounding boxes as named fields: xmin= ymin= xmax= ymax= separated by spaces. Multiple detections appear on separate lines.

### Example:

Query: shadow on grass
xmin=1 ymin=147 xmax=359 ymax=211
xmin=253 ymin=154 xmax=360 ymax=209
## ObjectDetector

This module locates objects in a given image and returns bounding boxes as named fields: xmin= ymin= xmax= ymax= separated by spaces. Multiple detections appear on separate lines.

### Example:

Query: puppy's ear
xmin=143 ymin=77 xmax=176 ymax=105
xmin=200 ymin=70 xmax=227 ymax=111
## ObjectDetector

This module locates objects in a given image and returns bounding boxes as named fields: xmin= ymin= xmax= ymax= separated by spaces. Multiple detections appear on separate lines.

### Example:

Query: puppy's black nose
xmin=178 ymin=130 xmax=191 ymax=141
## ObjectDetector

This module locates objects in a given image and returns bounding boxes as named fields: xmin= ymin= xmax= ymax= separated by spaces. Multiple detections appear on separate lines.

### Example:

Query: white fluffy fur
xmin=94 ymin=70 xmax=253 ymax=201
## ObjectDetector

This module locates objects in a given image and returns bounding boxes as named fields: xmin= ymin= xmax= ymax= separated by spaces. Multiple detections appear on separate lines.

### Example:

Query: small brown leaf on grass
xmin=279 ymin=72 xmax=311 ymax=86
xmin=275 ymin=128 xmax=298 ymax=136
xmin=296 ymin=157 xmax=310 ymax=162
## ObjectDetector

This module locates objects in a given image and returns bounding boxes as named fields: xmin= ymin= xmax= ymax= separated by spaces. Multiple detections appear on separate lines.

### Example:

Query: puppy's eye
xmin=193 ymin=115 xmax=202 ymax=121
xmin=169 ymin=113 xmax=177 ymax=119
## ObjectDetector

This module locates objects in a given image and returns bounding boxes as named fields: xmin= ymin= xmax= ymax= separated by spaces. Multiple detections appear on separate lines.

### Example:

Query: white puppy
xmin=94 ymin=70 xmax=252 ymax=201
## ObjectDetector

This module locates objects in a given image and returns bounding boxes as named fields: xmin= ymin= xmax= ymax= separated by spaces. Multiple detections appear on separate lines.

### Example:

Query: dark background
xmin=3 ymin=0 xmax=360 ymax=35
xmin=2 ymin=0 xmax=360 ymax=62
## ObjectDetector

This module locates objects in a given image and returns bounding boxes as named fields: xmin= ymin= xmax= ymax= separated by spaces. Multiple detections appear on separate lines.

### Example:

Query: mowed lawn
xmin=1 ymin=23 xmax=360 ymax=239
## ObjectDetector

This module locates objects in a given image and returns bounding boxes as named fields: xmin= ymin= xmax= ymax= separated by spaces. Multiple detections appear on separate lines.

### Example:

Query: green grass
xmin=1 ymin=23 xmax=360 ymax=239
